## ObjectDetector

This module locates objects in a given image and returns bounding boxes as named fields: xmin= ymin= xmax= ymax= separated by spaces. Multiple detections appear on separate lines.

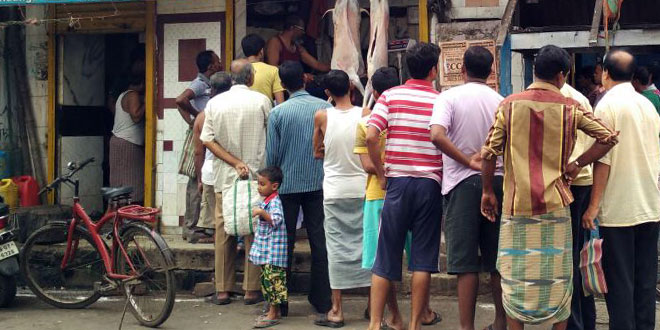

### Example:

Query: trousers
xmin=567 ymin=185 xmax=596 ymax=330
xmin=601 ymin=222 xmax=659 ymax=330
xmin=214 ymin=192 xmax=261 ymax=292
xmin=280 ymin=190 xmax=332 ymax=313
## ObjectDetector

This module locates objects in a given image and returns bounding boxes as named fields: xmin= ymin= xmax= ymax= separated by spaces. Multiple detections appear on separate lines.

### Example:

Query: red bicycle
xmin=20 ymin=158 xmax=176 ymax=327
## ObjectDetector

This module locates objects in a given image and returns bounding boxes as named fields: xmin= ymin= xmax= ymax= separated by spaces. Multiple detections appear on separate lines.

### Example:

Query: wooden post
xmin=225 ymin=0 xmax=234 ymax=68
xmin=47 ymin=5 xmax=56 ymax=205
xmin=419 ymin=0 xmax=429 ymax=43
xmin=143 ymin=0 xmax=156 ymax=207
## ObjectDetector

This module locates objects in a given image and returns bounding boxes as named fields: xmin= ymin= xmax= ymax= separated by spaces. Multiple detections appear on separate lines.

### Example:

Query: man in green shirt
xmin=633 ymin=66 xmax=660 ymax=113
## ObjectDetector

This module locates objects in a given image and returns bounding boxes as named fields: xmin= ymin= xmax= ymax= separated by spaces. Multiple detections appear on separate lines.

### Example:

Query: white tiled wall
xmin=156 ymin=17 xmax=223 ymax=228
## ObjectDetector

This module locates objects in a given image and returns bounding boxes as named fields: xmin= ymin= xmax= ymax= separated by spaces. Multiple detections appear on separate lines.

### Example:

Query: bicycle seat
xmin=101 ymin=187 xmax=133 ymax=201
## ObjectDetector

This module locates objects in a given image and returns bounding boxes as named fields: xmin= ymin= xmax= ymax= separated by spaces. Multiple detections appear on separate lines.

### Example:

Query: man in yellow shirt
xmin=241 ymin=34 xmax=285 ymax=104
xmin=583 ymin=50 xmax=660 ymax=330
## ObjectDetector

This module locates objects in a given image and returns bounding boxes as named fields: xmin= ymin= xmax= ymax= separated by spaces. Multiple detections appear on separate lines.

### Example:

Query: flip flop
xmin=314 ymin=315 xmax=345 ymax=328
xmin=206 ymin=294 xmax=231 ymax=305
xmin=421 ymin=311 xmax=442 ymax=326
xmin=253 ymin=318 xmax=280 ymax=328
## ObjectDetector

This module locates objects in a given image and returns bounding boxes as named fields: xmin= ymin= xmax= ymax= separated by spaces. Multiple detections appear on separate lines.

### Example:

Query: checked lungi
xmin=497 ymin=207 xmax=573 ymax=325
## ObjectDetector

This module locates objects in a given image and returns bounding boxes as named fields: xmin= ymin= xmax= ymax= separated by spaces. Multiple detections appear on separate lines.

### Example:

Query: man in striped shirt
xmin=480 ymin=45 xmax=618 ymax=329
xmin=266 ymin=61 xmax=332 ymax=316
xmin=366 ymin=42 xmax=444 ymax=330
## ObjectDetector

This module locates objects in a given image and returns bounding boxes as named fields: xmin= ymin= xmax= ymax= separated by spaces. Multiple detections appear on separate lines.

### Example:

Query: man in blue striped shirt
xmin=266 ymin=61 xmax=332 ymax=316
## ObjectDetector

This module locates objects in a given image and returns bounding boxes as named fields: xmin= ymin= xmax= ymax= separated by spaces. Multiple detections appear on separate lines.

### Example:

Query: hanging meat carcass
xmin=363 ymin=0 xmax=389 ymax=107
xmin=326 ymin=0 xmax=366 ymax=97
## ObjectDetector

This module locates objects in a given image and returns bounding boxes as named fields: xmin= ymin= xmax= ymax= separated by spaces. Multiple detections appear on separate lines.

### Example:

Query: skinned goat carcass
xmin=363 ymin=0 xmax=389 ymax=107
xmin=327 ymin=0 xmax=366 ymax=97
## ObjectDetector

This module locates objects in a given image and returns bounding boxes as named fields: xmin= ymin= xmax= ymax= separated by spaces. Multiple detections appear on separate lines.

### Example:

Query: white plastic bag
xmin=222 ymin=177 xmax=263 ymax=236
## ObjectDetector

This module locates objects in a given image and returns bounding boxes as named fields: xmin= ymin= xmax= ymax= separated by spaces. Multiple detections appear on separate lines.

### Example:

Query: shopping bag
xmin=579 ymin=220 xmax=608 ymax=296
xmin=222 ymin=177 xmax=263 ymax=236
xmin=178 ymin=128 xmax=196 ymax=178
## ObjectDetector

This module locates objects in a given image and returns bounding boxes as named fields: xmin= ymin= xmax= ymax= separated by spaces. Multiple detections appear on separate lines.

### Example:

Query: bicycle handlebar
xmin=38 ymin=158 xmax=96 ymax=195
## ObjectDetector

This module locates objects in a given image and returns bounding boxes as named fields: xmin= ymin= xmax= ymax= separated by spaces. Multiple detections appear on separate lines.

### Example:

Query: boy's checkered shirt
xmin=249 ymin=194 xmax=288 ymax=267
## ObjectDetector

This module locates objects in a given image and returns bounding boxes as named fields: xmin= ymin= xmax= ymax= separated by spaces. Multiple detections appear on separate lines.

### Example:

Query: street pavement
xmin=0 ymin=290 xmax=641 ymax=330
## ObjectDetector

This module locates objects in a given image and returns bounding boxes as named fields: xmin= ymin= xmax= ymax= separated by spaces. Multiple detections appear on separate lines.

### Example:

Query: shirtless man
xmin=266 ymin=15 xmax=330 ymax=78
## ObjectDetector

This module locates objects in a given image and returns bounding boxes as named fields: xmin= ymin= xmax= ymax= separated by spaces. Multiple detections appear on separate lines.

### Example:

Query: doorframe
xmin=46 ymin=1 xmax=157 ymax=206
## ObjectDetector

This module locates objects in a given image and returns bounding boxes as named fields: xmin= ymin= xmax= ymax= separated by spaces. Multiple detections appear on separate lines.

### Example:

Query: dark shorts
xmin=443 ymin=175 xmax=502 ymax=274
xmin=372 ymin=177 xmax=443 ymax=281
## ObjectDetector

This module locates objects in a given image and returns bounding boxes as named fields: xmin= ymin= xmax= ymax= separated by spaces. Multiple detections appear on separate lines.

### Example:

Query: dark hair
xmin=634 ymin=66 xmax=652 ymax=85
xmin=603 ymin=50 xmax=636 ymax=82
xmin=533 ymin=45 xmax=570 ymax=80
xmin=196 ymin=50 xmax=216 ymax=73
xmin=127 ymin=74 xmax=144 ymax=87
xmin=284 ymin=15 xmax=304 ymax=31
xmin=322 ymin=70 xmax=350 ymax=97
xmin=279 ymin=61 xmax=305 ymax=91
xmin=463 ymin=46 xmax=493 ymax=80
xmin=405 ymin=42 xmax=440 ymax=79
xmin=372 ymin=67 xmax=399 ymax=94
xmin=241 ymin=34 xmax=266 ymax=57
xmin=130 ymin=46 xmax=145 ymax=63
xmin=577 ymin=66 xmax=595 ymax=82
xmin=257 ymin=166 xmax=283 ymax=185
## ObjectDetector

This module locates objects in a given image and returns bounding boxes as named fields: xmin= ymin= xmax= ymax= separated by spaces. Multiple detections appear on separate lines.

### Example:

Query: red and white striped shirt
xmin=368 ymin=79 xmax=443 ymax=184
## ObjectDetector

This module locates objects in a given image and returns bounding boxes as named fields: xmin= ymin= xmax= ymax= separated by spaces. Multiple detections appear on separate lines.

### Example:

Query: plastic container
xmin=0 ymin=179 xmax=19 ymax=210
xmin=0 ymin=151 xmax=10 ymax=179
xmin=13 ymin=176 xmax=40 ymax=207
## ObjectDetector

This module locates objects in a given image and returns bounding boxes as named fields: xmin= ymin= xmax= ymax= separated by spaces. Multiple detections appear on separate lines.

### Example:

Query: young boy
xmin=249 ymin=166 xmax=288 ymax=328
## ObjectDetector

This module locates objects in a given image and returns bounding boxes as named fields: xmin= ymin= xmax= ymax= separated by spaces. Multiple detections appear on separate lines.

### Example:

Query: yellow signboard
xmin=439 ymin=39 xmax=498 ymax=91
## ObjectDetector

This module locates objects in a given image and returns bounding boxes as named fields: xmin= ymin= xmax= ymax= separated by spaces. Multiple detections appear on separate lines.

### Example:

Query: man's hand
xmin=582 ymin=205 xmax=598 ymax=230
xmin=563 ymin=161 xmax=582 ymax=185
xmin=481 ymin=192 xmax=499 ymax=222
xmin=378 ymin=174 xmax=387 ymax=191
xmin=304 ymin=73 xmax=314 ymax=84
xmin=235 ymin=162 xmax=249 ymax=179
xmin=198 ymin=181 xmax=203 ymax=194
xmin=469 ymin=153 xmax=483 ymax=171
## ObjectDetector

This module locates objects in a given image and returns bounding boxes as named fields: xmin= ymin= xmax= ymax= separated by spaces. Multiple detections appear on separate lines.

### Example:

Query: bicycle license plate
xmin=0 ymin=241 xmax=18 ymax=261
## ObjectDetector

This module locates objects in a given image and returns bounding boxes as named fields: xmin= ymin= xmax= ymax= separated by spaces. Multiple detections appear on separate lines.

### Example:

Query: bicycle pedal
xmin=94 ymin=280 xmax=120 ymax=296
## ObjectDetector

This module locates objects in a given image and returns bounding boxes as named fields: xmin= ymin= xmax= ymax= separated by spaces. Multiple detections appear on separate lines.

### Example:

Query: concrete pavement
xmin=1 ymin=290 xmax=633 ymax=330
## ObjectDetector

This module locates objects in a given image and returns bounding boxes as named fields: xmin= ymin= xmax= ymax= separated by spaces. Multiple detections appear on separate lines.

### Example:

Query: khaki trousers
xmin=197 ymin=184 xmax=216 ymax=230
xmin=214 ymin=192 xmax=261 ymax=292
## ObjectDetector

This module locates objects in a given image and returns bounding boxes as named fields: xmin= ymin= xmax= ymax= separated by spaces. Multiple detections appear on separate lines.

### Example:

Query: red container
xmin=13 ymin=176 xmax=40 ymax=207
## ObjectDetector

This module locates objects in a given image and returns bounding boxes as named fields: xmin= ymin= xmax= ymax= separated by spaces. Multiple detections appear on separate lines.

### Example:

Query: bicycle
xmin=20 ymin=158 xmax=176 ymax=327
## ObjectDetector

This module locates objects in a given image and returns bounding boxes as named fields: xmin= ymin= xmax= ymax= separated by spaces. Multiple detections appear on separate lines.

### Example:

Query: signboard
xmin=439 ymin=39 xmax=498 ymax=91
xmin=0 ymin=0 xmax=133 ymax=5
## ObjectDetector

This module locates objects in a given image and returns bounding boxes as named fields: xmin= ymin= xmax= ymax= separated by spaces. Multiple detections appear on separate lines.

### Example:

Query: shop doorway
xmin=56 ymin=33 xmax=144 ymax=214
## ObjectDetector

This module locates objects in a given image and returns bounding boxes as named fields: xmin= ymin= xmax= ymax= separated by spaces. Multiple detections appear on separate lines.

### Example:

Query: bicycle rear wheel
xmin=20 ymin=224 xmax=105 ymax=309
xmin=114 ymin=223 xmax=176 ymax=327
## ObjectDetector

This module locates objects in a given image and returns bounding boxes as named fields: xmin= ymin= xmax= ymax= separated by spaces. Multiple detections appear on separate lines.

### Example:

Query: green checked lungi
xmin=497 ymin=207 xmax=573 ymax=325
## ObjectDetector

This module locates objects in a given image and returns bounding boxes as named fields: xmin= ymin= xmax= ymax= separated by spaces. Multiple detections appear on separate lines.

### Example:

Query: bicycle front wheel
xmin=20 ymin=224 xmax=105 ymax=309
xmin=114 ymin=223 xmax=176 ymax=327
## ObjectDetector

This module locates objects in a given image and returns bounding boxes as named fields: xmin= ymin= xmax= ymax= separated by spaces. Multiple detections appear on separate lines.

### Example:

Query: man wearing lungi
xmin=480 ymin=45 xmax=617 ymax=330
xmin=582 ymin=50 xmax=660 ymax=330
xmin=312 ymin=70 xmax=369 ymax=328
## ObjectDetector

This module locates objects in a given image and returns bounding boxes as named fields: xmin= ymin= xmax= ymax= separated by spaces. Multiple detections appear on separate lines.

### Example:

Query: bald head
xmin=603 ymin=50 xmax=636 ymax=82
xmin=230 ymin=59 xmax=254 ymax=87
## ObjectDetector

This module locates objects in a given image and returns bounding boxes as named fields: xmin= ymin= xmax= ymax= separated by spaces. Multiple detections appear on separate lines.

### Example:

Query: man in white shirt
xmin=200 ymin=59 xmax=272 ymax=305
xmin=583 ymin=50 xmax=660 ymax=330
